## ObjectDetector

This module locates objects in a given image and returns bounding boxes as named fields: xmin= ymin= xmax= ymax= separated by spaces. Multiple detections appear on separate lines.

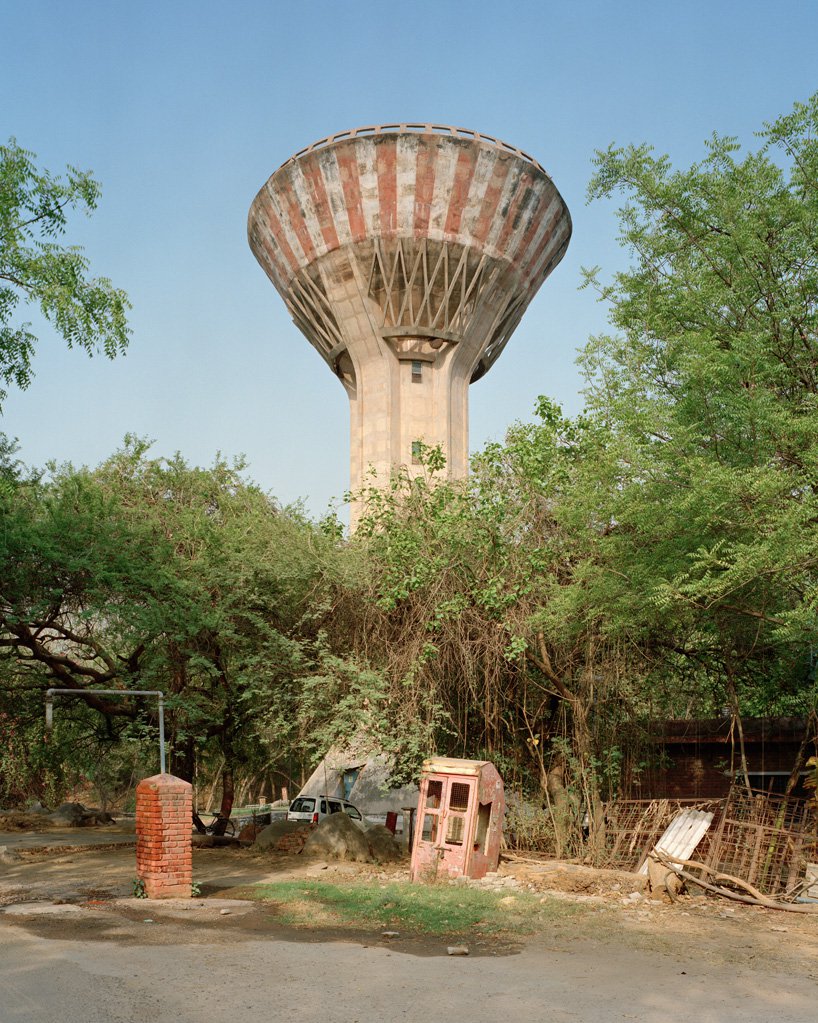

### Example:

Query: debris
xmin=365 ymin=824 xmax=403 ymax=863
xmin=502 ymin=859 xmax=646 ymax=897
xmin=805 ymin=863 xmax=818 ymax=898
xmin=276 ymin=829 xmax=310 ymax=855
xmin=219 ymin=909 xmax=231 ymax=916
xmin=47 ymin=802 xmax=116 ymax=828
xmin=0 ymin=812 xmax=57 ymax=831
xmin=653 ymin=850 xmax=818 ymax=915
xmin=238 ymin=823 xmax=262 ymax=845
xmin=447 ymin=946 xmax=469 ymax=956
xmin=381 ymin=931 xmax=399 ymax=938
xmin=600 ymin=798 xmax=721 ymax=872
xmin=707 ymin=787 xmax=815 ymax=898
xmin=646 ymin=854 xmax=684 ymax=901
xmin=639 ymin=809 xmax=713 ymax=877
xmin=303 ymin=814 xmax=372 ymax=863
xmin=255 ymin=820 xmax=309 ymax=852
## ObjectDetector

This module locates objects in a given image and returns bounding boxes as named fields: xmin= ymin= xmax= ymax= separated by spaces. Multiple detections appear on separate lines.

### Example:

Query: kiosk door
xmin=413 ymin=775 xmax=476 ymax=879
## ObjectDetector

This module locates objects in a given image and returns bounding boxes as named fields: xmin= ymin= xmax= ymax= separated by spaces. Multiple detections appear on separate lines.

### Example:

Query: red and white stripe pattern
xmin=248 ymin=129 xmax=571 ymax=301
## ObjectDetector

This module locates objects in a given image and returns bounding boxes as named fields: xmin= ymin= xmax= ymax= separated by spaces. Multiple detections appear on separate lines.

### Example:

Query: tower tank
xmin=248 ymin=124 xmax=571 ymax=515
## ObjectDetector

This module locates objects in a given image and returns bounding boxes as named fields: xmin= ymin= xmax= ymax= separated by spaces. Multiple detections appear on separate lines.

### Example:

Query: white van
xmin=286 ymin=795 xmax=365 ymax=827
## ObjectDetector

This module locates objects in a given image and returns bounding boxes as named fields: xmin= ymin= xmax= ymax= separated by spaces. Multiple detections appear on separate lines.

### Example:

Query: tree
xmin=0 ymin=439 xmax=334 ymax=815
xmin=326 ymin=93 xmax=818 ymax=845
xmin=577 ymin=92 xmax=818 ymax=766
xmin=0 ymin=139 xmax=130 ymax=408
xmin=329 ymin=420 xmax=637 ymax=855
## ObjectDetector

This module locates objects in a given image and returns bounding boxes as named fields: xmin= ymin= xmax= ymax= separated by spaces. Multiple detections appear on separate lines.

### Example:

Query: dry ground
xmin=1 ymin=828 xmax=818 ymax=979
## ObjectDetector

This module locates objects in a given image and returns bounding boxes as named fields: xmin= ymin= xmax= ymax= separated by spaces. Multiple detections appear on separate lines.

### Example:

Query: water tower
xmin=248 ymin=124 xmax=571 ymax=519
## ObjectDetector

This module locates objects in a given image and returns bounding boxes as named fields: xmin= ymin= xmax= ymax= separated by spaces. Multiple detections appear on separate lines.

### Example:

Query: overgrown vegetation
xmin=2 ymin=95 xmax=818 ymax=858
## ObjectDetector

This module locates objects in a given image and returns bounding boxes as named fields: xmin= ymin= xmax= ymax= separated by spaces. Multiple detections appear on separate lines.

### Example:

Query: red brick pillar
xmin=136 ymin=773 xmax=192 ymax=899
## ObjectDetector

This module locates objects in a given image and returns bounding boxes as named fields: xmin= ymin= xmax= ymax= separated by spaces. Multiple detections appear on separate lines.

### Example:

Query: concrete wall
xmin=298 ymin=750 xmax=419 ymax=815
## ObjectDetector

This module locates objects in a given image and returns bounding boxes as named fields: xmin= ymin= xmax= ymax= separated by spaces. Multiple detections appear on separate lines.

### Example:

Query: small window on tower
xmin=411 ymin=360 xmax=423 ymax=383
xmin=411 ymin=441 xmax=422 ymax=465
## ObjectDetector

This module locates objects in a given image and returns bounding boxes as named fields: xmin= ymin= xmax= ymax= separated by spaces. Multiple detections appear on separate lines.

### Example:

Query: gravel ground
xmin=2 ymin=830 xmax=818 ymax=1022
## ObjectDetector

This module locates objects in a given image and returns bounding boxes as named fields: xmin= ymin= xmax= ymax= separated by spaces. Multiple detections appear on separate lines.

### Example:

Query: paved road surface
xmin=0 ymin=828 xmax=135 ymax=852
xmin=1 ymin=909 xmax=815 ymax=1023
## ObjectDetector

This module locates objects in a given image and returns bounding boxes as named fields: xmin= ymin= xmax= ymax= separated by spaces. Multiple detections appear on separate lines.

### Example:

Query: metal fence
xmin=599 ymin=789 xmax=817 ymax=896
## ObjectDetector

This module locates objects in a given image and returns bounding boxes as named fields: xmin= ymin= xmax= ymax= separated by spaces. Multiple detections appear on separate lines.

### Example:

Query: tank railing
xmin=280 ymin=123 xmax=546 ymax=174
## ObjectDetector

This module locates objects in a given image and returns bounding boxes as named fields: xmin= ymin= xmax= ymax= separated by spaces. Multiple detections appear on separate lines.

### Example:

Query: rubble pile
xmin=252 ymin=814 xmax=404 ymax=864
xmin=303 ymin=813 xmax=372 ymax=862
xmin=275 ymin=829 xmax=310 ymax=854
xmin=0 ymin=803 xmax=116 ymax=830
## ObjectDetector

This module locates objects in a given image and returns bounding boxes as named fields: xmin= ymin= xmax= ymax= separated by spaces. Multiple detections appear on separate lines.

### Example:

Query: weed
xmin=247 ymin=879 xmax=582 ymax=936
xmin=132 ymin=877 xmax=147 ymax=899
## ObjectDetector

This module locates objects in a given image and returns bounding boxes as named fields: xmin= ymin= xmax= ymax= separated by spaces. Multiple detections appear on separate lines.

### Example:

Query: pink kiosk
xmin=410 ymin=757 xmax=505 ymax=882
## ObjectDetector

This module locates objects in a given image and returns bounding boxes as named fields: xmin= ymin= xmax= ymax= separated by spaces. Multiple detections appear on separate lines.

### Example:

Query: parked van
xmin=286 ymin=795 xmax=365 ymax=827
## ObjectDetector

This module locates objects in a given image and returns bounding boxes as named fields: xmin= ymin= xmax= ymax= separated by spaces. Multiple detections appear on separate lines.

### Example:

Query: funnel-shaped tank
xmin=248 ymin=124 xmax=571 ymax=515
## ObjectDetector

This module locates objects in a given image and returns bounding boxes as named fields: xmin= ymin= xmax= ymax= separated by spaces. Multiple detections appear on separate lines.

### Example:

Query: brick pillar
xmin=136 ymin=773 xmax=192 ymax=899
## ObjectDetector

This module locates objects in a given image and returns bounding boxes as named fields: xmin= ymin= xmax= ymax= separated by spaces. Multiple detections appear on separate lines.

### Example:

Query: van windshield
xmin=289 ymin=798 xmax=315 ymax=813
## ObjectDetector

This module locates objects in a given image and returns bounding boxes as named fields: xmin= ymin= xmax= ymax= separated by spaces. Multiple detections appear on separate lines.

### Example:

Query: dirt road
xmin=2 ymin=837 xmax=818 ymax=1022
xmin=3 ymin=907 xmax=816 ymax=1023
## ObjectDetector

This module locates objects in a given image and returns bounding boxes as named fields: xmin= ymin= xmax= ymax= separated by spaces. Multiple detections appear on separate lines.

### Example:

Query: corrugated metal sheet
xmin=638 ymin=808 xmax=714 ymax=874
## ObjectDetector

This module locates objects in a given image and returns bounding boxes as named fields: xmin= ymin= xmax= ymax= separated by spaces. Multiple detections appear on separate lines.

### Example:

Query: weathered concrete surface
xmin=2 ymin=902 xmax=87 ymax=916
xmin=1 ymin=918 xmax=816 ymax=1023
xmin=3 ymin=840 xmax=818 ymax=1022
xmin=0 ymin=827 xmax=136 ymax=852
xmin=248 ymin=126 xmax=572 ymax=522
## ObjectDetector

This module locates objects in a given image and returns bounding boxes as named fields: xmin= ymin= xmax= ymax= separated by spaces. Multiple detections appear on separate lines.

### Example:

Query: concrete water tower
xmin=248 ymin=124 xmax=571 ymax=519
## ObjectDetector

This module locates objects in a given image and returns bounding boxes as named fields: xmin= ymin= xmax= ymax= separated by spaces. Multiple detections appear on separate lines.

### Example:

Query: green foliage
xmin=333 ymin=404 xmax=632 ymax=801
xmin=578 ymin=91 xmax=818 ymax=717
xmin=0 ymin=437 xmax=338 ymax=803
xmin=248 ymin=879 xmax=576 ymax=935
xmin=316 ymin=94 xmax=818 ymax=835
xmin=4 ymin=94 xmax=818 ymax=830
xmin=0 ymin=139 xmax=130 ymax=408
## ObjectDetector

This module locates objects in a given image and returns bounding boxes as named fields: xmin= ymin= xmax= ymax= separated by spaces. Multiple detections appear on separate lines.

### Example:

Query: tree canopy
xmin=0 ymin=439 xmax=336 ymax=814
xmin=0 ymin=139 xmax=130 ymax=408
xmin=2 ymin=95 xmax=817 ymax=843
xmin=578 ymin=92 xmax=818 ymax=712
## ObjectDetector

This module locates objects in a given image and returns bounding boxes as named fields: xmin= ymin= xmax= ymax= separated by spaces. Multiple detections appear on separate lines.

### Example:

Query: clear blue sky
xmin=3 ymin=1 xmax=816 ymax=518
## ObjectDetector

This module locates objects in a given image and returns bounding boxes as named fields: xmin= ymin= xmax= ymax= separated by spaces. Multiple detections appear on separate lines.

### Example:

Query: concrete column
xmin=136 ymin=773 xmax=192 ymax=899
